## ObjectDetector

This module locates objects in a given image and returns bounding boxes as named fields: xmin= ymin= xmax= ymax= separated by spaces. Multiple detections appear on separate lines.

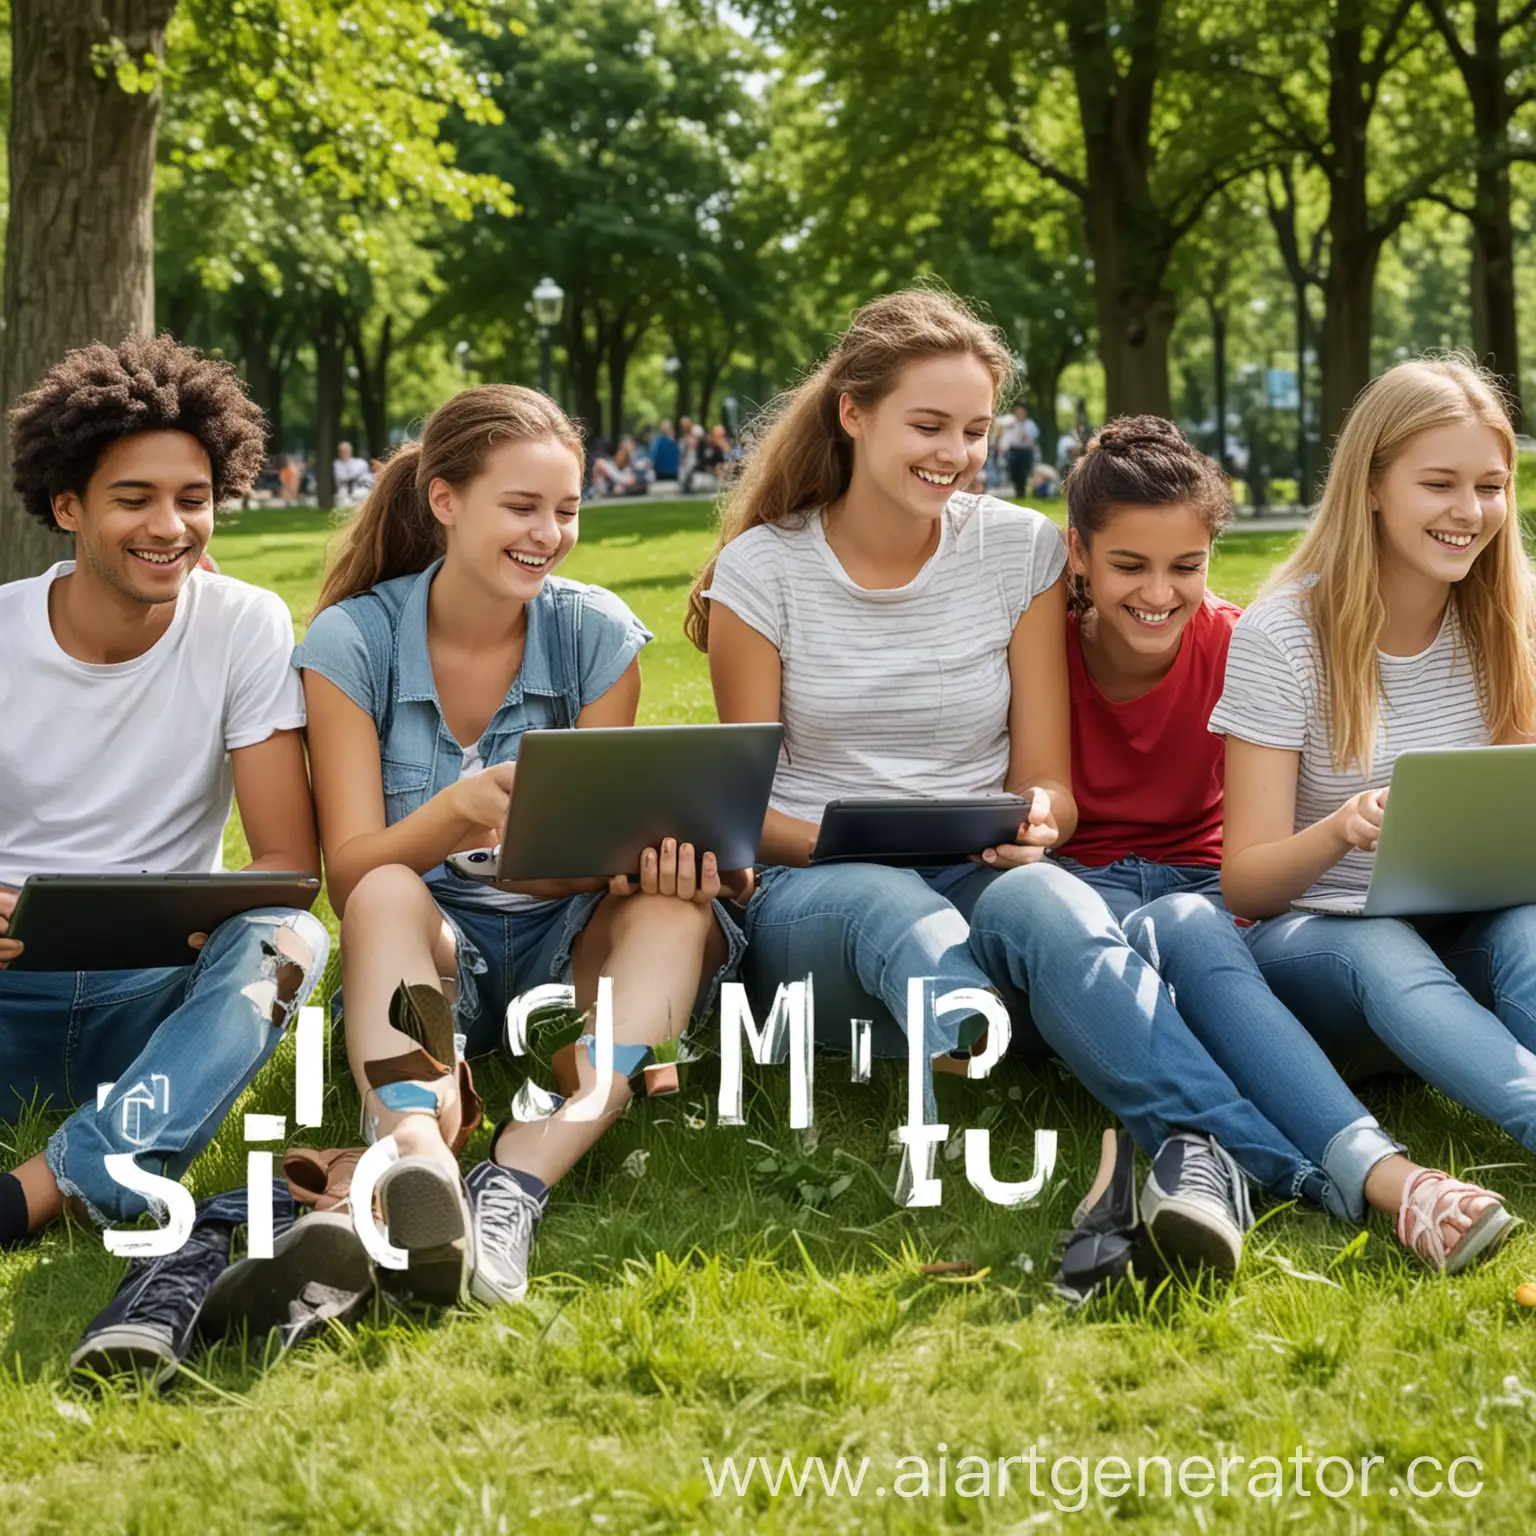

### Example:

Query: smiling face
xmin=1373 ymin=419 xmax=1509 ymax=589
xmin=841 ymin=352 xmax=996 ymax=522
xmin=429 ymin=434 xmax=583 ymax=598
xmin=1069 ymin=501 xmax=1213 ymax=662
xmin=52 ymin=430 xmax=216 ymax=606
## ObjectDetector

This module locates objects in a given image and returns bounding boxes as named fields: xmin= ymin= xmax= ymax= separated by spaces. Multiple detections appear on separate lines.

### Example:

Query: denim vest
xmin=302 ymin=559 xmax=591 ymax=827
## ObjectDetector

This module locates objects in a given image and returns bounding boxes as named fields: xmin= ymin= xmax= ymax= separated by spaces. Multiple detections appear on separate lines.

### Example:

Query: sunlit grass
xmin=6 ymin=495 xmax=1536 ymax=1533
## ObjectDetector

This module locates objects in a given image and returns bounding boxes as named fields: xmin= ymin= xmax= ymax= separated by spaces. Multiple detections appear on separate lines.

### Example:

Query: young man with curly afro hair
xmin=0 ymin=335 xmax=362 ymax=1381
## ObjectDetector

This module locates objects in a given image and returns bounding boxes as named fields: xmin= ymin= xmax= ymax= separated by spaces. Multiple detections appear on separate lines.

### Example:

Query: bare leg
xmin=491 ymin=891 xmax=724 ymax=1185
xmin=340 ymin=865 xmax=462 ymax=1175
xmin=1363 ymin=1154 xmax=1419 ymax=1215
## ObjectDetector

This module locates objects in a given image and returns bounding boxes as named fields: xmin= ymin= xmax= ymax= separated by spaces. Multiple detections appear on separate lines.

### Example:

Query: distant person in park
xmin=279 ymin=453 xmax=303 ymax=502
xmin=695 ymin=423 xmax=734 ymax=486
xmin=333 ymin=441 xmax=371 ymax=505
xmin=688 ymin=288 xmax=1318 ymax=1279
xmin=591 ymin=438 xmax=650 ymax=498
xmin=999 ymin=402 xmax=1039 ymax=497
xmin=650 ymin=419 xmax=680 ymax=481
xmin=1138 ymin=358 xmax=1536 ymax=1212
xmin=678 ymin=417 xmax=701 ymax=488
xmin=0 ymin=335 xmax=331 ymax=1283
xmin=1054 ymin=417 xmax=1510 ymax=1278
xmin=294 ymin=384 xmax=750 ymax=1306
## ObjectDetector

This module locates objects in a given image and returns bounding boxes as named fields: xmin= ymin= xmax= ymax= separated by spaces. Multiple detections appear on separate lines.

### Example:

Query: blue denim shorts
xmin=334 ymin=889 xmax=747 ymax=1060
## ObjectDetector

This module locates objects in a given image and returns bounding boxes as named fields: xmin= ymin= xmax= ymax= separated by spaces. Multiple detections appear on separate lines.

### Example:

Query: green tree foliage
xmin=435 ymin=0 xmax=771 ymax=443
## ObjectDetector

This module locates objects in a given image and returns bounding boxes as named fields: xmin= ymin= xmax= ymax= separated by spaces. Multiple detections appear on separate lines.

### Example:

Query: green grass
xmin=6 ymin=499 xmax=1536 ymax=1534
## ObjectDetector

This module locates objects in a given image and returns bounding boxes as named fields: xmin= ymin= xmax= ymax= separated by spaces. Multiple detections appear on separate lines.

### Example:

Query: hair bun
xmin=1090 ymin=415 xmax=1189 ymax=454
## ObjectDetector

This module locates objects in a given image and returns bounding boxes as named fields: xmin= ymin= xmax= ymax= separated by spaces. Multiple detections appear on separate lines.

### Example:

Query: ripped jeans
xmin=0 ymin=906 xmax=329 ymax=1224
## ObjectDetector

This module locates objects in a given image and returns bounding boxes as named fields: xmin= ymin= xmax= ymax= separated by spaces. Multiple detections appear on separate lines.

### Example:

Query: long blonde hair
xmin=313 ymin=385 xmax=584 ymax=616
xmin=1263 ymin=357 xmax=1536 ymax=772
xmin=683 ymin=288 xmax=1014 ymax=650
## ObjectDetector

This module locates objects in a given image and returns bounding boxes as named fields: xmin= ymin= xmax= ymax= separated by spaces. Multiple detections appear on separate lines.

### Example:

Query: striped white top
xmin=704 ymin=492 xmax=1066 ymax=823
xmin=1208 ymin=584 xmax=1489 ymax=898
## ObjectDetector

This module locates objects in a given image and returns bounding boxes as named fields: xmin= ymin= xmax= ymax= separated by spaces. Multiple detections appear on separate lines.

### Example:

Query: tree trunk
xmin=607 ymin=338 xmax=629 ymax=446
xmin=1319 ymin=243 xmax=1380 ymax=450
xmin=346 ymin=310 xmax=393 ymax=458
xmin=0 ymin=0 xmax=179 ymax=582
xmin=314 ymin=305 xmax=345 ymax=509
xmin=1068 ymin=0 xmax=1177 ymax=420
xmin=1467 ymin=0 xmax=1522 ymax=426
xmin=698 ymin=349 xmax=731 ymax=432
xmin=1205 ymin=296 xmax=1228 ymax=473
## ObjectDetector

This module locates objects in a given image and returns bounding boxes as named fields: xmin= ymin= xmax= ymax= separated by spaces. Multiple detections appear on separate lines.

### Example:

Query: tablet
xmin=5 ymin=873 xmax=322 ymax=972
xmin=493 ymin=724 xmax=784 ymax=881
xmin=809 ymin=795 xmax=1032 ymax=865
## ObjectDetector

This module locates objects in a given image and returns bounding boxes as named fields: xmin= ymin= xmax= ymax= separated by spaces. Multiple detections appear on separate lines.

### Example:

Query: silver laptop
xmin=1291 ymin=745 xmax=1536 ymax=917
xmin=492 ymin=723 xmax=783 ymax=881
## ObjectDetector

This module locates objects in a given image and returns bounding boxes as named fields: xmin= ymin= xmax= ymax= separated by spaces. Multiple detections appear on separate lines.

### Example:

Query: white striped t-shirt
xmin=1208 ymin=584 xmax=1489 ymax=899
xmin=704 ymin=492 xmax=1066 ymax=823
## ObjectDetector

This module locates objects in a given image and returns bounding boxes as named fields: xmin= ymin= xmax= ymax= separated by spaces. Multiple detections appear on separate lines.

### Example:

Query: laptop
xmin=465 ymin=723 xmax=783 ymax=882
xmin=1291 ymin=745 xmax=1536 ymax=917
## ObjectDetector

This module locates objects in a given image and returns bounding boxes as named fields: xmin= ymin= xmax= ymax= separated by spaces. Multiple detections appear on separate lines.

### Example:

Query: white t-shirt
xmin=999 ymin=416 xmax=1040 ymax=454
xmin=704 ymin=493 xmax=1066 ymax=823
xmin=1208 ymin=585 xmax=1489 ymax=899
xmin=0 ymin=562 xmax=307 ymax=886
xmin=334 ymin=457 xmax=369 ymax=487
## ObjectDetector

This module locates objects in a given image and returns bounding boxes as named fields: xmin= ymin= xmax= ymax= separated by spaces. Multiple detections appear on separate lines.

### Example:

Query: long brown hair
xmin=1063 ymin=415 xmax=1232 ymax=613
xmin=683 ymin=288 xmax=1014 ymax=650
xmin=1263 ymin=357 xmax=1536 ymax=772
xmin=313 ymin=384 xmax=584 ymax=616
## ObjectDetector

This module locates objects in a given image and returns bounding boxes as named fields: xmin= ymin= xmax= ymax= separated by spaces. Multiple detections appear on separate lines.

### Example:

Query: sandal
xmin=1396 ymin=1168 xmax=1517 ymax=1275
xmin=1053 ymin=1125 xmax=1158 ymax=1303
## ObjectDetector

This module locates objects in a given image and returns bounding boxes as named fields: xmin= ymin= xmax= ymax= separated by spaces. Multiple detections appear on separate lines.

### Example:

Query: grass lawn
xmin=5 ymin=496 xmax=1536 ymax=1534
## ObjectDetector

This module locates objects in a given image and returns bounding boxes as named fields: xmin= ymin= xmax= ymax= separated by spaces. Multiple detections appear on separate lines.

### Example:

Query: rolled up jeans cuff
xmin=1319 ymin=1114 xmax=1406 ymax=1225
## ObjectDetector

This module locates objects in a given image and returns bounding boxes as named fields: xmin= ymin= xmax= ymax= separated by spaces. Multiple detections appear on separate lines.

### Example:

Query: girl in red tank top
xmin=1058 ymin=419 xmax=1507 ymax=1277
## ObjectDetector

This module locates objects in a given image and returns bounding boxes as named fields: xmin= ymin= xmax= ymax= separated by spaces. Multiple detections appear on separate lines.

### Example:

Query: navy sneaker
xmin=70 ymin=1182 xmax=372 ymax=1388
xmin=70 ymin=1183 xmax=280 ymax=1390
xmin=1140 ymin=1133 xmax=1253 ymax=1278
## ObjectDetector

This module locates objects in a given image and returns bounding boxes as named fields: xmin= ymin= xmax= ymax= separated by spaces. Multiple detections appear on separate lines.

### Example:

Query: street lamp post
xmin=532 ymin=276 xmax=564 ymax=398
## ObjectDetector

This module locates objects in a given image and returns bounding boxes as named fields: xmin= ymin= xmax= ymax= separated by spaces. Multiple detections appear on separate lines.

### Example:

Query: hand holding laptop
xmin=605 ymin=839 xmax=755 ymax=904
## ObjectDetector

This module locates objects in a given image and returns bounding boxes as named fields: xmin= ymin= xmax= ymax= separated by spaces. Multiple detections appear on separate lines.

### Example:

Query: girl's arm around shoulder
xmin=707 ymin=598 xmax=820 ymax=867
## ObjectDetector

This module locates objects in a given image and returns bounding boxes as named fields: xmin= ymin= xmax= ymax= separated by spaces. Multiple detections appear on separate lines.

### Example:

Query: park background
xmin=6 ymin=2 xmax=1536 ymax=1531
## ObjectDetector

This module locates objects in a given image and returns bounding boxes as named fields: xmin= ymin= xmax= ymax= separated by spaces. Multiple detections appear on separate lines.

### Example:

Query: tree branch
xmin=1420 ymin=0 xmax=1473 ymax=76
xmin=1001 ymin=124 xmax=1088 ymax=201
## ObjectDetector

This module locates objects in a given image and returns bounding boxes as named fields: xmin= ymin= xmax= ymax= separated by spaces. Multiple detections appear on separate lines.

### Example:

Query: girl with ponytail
xmin=695 ymin=290 xmax=1333 ymax=1282
xmin=295 ymin=384 xmax=749 ymax=1308
xmin=1061 ymin=417 xmax=1510 ymax=1276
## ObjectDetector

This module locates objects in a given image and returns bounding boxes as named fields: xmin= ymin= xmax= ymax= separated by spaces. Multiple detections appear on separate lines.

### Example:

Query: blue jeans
xmin=1123 ymin=885 xmax=1407 ymax=1224
xmin=744 ymin=862 xmax=1000 ymax=1060
xmin=0 ymin=907 xmax=330 ymax=1224
xmin=745 ymin=859 xmax=1321 ymax=1205
xmin=1235 ymin=906 xmax=1536 ymax=1156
